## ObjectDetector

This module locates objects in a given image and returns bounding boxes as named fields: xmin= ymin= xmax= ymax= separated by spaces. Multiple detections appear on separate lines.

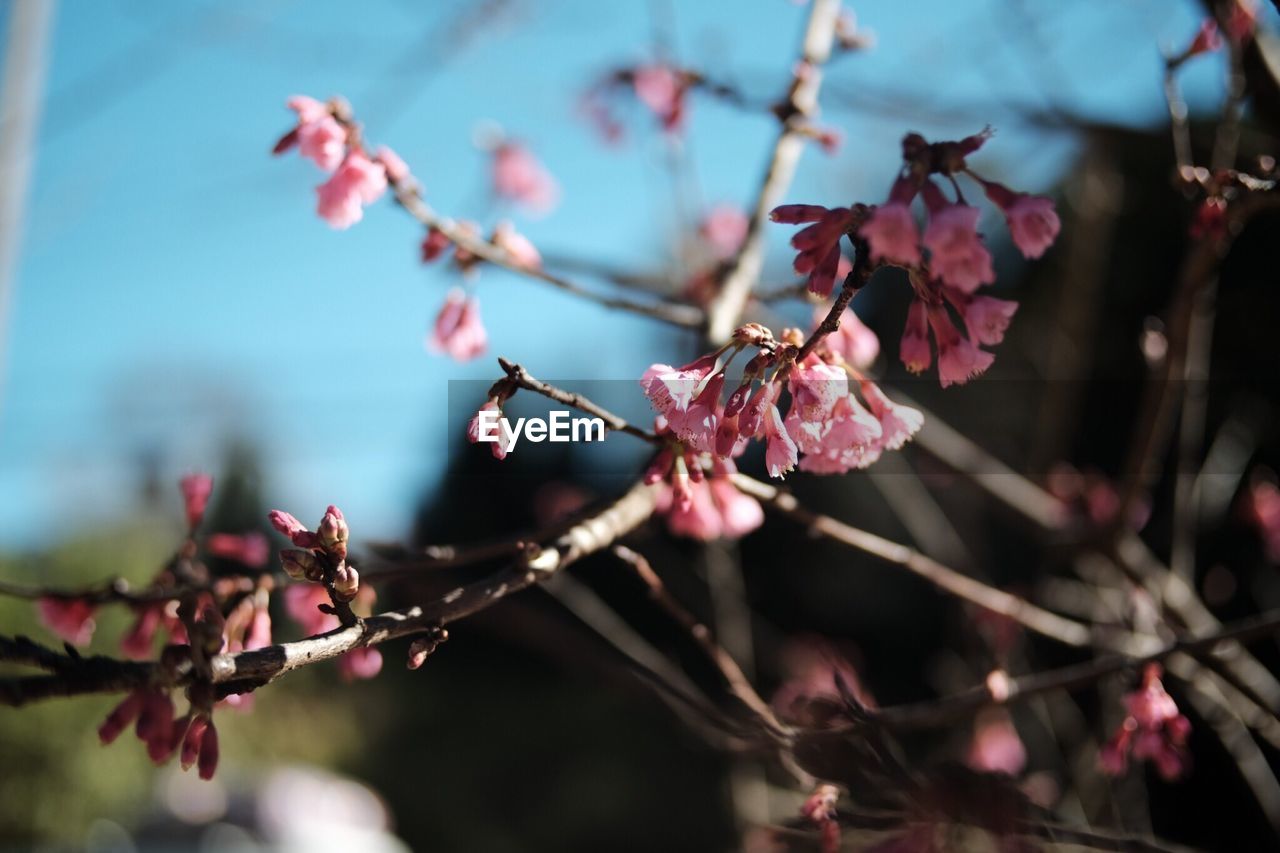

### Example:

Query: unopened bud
xmin=333 ymin=564 xmax=360 ymax=602
xmin=280 ymin=548 xmax=321 ymax=581
xmin=318 ymin=505 xmax=349 ymax=560
xmin=732 ymin=323 xmax=774 ymax=347
xmin=407 ymin=629 xmax=449 ymax=670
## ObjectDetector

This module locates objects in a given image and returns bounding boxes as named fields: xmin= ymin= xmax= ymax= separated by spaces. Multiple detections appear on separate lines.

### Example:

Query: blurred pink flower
xmin=427 ymin=288 xmax=488 ymax=362
xmin=492 ymin=141 xmax=560 ymax=215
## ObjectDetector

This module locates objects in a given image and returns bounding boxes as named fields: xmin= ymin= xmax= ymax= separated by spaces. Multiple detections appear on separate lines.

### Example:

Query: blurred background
xmin=4 ymin=0 xmax=1280 ymax=850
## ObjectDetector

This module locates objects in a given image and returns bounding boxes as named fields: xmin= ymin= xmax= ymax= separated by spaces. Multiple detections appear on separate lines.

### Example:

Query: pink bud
xmin=198 ymin=721 xmax=220 ymax=780
xmin=181 ymin=715 xmax=209 ymax=770
xmin=179 ymin=474 xmax=214 ymax=530
xmin=333 ymin=564 xmax=360 ymax=601
xmin=99 ymin=692 xmax=146 ymax=745
xmin=36 ymin=597 xmax=96 ymax=647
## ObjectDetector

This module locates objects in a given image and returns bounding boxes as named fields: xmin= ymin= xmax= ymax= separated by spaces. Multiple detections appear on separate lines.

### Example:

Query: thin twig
xmin=497 ymin=357 xmax=661 ymax=444
xmin=732 ymin=474 xmax=1094 ymax=648
xmin=704 ymin=0 xmax=842 ymax=343
xmin=393 ymin=187 xmax=704 ymax=328
xmin=0 ymin=481 xmax=660 ymax=706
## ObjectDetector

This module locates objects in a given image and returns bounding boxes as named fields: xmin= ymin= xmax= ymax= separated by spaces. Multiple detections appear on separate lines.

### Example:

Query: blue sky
xmin=0 ymin=0 xmax=1251 ymax=548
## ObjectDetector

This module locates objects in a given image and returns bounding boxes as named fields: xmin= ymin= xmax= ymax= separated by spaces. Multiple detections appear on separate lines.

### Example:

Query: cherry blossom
xmin=428 ymin=288 xmax=488 ymax=362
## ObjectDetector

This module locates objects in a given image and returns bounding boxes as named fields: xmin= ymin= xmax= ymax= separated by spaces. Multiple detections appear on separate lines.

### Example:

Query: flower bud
xmin=318 ymin=505 xmax=349 ymax=560
xmin=269 ymin=510 xmax=319 ymax=548
xmin=198 ymin=721 xmax=220 ymax=780
xmin=333 ymin=564 xmax=360 ymax=602
xmin=280 ymin=548 xmax=321 ymax=581
xmin=732 ymin=323 xmax=774 ymax=347
xmin=181 ymin=715 xmax=209 ymax=771
xmin=99 ymin=692 xmax=145 ymax=745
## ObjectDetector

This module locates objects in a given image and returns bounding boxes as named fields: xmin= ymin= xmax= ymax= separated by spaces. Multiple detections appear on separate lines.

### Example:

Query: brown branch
xmin=869 ymin=608 xmax=1280 ymax=730
xmin=732 ymin=474 xmax=1094 ymax=648
xmin=703 ymin=0 xmax=842 ymax=343
xmin=612 ymin=545 xmax=786 ymax=735
xmin=0 ymin=481 xmax=660 ymax=707
xmin=392 ymin=187 xmax=704 ymax=328
xmin=794 ymin=249 xmax=876 ymax=363
xmin=497 ymin=357 xmax=661 ymax=445
xmin=0 ymin=576 xmax=194 ymax=606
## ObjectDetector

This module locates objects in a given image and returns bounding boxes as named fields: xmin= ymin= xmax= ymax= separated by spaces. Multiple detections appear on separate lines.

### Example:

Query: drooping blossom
xmin=468 ymin=399 xmax=512 ymax=460
xmin=421 ymin=226 xmax=452 ymax=263
xmin=980 ymin=180 xmax=1060 ymax=260
xmin=944 ymin=289 xmax=1018 ymax=346
xmin=921 ymin=183 xmax=994 ymax=293
xmin=860 ymin=178 xmax=922 ymax=265
xmin=315 ymin=151 xmax=388 ymax=229
xmin=927 ymin=303 xmax=994 ymax=388
xmin=899 ymin=297 xmax=933 ymax=374
xmin=121 ymin=599 xmax=187 ymax=659
xmin=859 ymin=381 xmax=923 ymax=451
xmin=180 ymin=473 xmax=214 ymax=530
xmin=205 ymin=532 xmax=270 ymax=568
xmin=1099 ymin=663 xmax=1191 ymax=781
xmin=491 ymin=141 xmax=560 ymax=215
xmin=655 ymin=460 xmax=764 ymax=540
xmin=427 ymin=288 xmax=488 ymax=362
xmin=36 ymin=597 xmax=96 ymax=646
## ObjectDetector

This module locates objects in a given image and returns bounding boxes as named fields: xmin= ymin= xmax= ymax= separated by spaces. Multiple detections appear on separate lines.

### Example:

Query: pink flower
xmin=180 ymin=474 xmax=213 ymax=530
xmin=859 ymin=381 xmax=923 ymax=451
xmin=946 ymin=290 xmax=1018 ymax=346
xmin=268 ymin=510 xmax=319 ymax=548
xmin=667 ymin=372 xmax=723 ymax=451
xmin=315 ymin=152 xmax=387 ymax=229
xmin=967 ymin=710 xmax=1027 ymax=776
xmin=375 ymin=145 xmax=412 ymax=186
xmin=427 ymin=289 xmax=488 ymax=362
xmin=641 ymin=355 xmax=718 ymax=419
xmin=789 ymin=395 xmax=883 ymax=474
xmin=297 ymin=115 xmax=347 ymax=172
xmin=928 ymin=305 xmax=994 ymax=388
xmin=287 ymin=95 xmax=329 ymax=125
xmin=1099 ymin=664 xmax=1191 ymax=781
xmin=899 ymin=298 xmax=932 ymax=374
xmin=788 ymin=358 xmax=848 ymax=423
xmin=818 ymin=306 xmax=879 ymax=370
xmin=709 ymin=477 xmax=764 ymax=538
xmin=772 ymin=636 xmax=875 ymax=723
xmin=860 ymin=180 xmax=922 ymax=265
xmin=663 ymin=479 xmax=723 ymax=540
xmin=783 ymin=206 xmax=856 ymax=297
xmin=36 ymin=597 xmax=96 ymax=646
xmin=205 ymin=532 xmax=270 ymax=567
xmin=700 ymin=205 xmax=749 ymax=259
xmin=633 ymin=64 xmax=688 ymax=132
xmin=982 ymin=181 xmax=1060 ymax=260
xmin=762 ymin=404 xmax=798 ymax=479
xmin=923 ymin=201 xmax=994 ymax=293
xmin=860 ymin=202 xmax=921 ymax=266
xmin=492 ymin=142 xmax=560 ymax=215
xmin=491 ymin=221 xmax=542 ymax=269
xmin=338 ymin=646 xmax=383 ymax=681
xmin=285 ymin=583 xmax=339 ymax=637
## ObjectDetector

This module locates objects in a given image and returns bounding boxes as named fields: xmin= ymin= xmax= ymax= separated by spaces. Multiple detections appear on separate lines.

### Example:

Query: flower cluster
xmin=772 ymin=130 xmax=1060 ymax=386
xmin=99 ymin=687 xmax=220 ymax=780
xmin=273 ymin=96 xmax=408 ymax=230
xmin=1099 ymin=664 xmax=1192 ymax=781
xmin=269 ymin=504 xmax=381 ymax=679
xmin=635 ymin=321 xmax=921 ymax=500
